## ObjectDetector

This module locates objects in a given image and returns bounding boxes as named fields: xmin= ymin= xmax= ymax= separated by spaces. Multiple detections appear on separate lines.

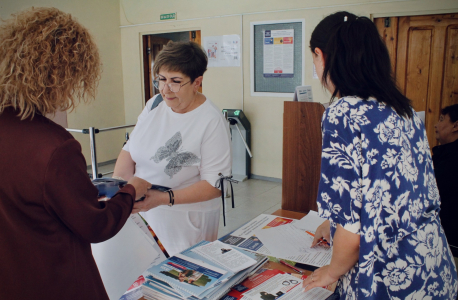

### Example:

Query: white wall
xmin=1 ymin=0 xmax=126 ymax=166
xmin=119 ymin=0 xmax=458 ymax=179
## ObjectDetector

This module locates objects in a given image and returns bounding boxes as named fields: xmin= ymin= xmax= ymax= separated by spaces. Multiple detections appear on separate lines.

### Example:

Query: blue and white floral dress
xmin=317 ymin=96 xmax=458 ymax=300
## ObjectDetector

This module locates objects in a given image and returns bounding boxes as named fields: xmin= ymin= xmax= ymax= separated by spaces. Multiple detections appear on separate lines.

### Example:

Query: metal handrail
xmin=66 ymin=124 xmax=135 ymax=179
xmin=98 ymin=124 xmax=136 ymax=132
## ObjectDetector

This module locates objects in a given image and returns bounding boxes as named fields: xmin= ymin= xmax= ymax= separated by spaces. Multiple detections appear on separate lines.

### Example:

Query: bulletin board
xmin=250 ymin=19 xmax=305 ymax=97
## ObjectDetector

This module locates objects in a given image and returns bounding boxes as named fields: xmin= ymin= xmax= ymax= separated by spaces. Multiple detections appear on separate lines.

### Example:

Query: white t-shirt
xmin=123 ymin=95 xmax=232 ymax=212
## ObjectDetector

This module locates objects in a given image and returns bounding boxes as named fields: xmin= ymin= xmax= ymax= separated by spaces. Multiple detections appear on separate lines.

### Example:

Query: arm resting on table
xmin=303 ymin=223 xmax=359 ymax=291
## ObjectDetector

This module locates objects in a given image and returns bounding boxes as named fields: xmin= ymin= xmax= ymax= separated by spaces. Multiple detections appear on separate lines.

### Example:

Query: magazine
xmin=143 ymin=240 xmax=268 ymax=300
xmin=147 ymin=252 xmax=230 ymax=297
xmin=221 ymin=269 xmax=286 ymax=300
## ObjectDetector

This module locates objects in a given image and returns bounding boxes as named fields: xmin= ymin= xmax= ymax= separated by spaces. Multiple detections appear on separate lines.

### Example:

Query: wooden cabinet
xmin=282 ymin=101 xmax=325 ymax=213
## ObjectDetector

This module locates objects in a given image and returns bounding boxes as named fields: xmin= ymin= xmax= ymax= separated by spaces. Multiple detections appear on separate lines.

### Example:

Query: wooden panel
xmin=441 ymin=27 xmax=458 ymax=109
xmin=272 ymin=209 xmax=306 ymax=220
xmin=405 ymin=28 xmax=432 ymax=112
xmin=151 ymin=36 xmax=171 ymax=97
xmin=142 ymin=35 xmax=152 ymax=103
xmin=189 ymin=30 xmax=202 ymax=44
xmin=396 ymin=16 xmax=410 ymax=94
xmin=395 ymin=14 xmax=458 ymax=148
xmin=282 ymin=102 xmax=324 ymax=213
xmin=375 ymin=17 xmax=399 ymax=77
xmin=189 ymin=31 xmax=203 ymax=93
xmin=426 ymin=25 xmax=447 ymax=148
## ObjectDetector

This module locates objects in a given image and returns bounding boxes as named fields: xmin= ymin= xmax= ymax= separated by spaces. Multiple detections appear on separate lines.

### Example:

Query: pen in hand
xmin=305 ymin=231 xmax=330 ymax=247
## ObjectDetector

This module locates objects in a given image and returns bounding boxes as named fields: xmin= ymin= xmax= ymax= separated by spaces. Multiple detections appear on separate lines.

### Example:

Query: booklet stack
xmin=141 ymin=240 xmax=268 ymax=300
xmin=221 ymin=269 xmax=333 ymax=300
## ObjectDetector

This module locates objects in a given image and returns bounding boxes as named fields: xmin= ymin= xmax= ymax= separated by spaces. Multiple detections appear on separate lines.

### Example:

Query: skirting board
xmin=87 ymin=159 xmax=117 ymax=169
xmin=250 ymin=174 xmax=282 ymax=183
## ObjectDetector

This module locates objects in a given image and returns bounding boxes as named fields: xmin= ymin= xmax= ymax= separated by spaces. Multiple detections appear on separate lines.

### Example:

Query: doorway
xmin=374 ymin=14 xmax=458 ymax=148
xmin=142 ymin=30 xmax=202 ymax=104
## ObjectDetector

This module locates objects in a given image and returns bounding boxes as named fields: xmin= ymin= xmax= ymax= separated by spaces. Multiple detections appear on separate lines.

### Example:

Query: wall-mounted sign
xmin=160 ymin=13 xmax=176 ymax=20
xmin=203 ymin=35 xmax=241 ymax=67
xmin=263 ymin=29 xmax=294 ymax=78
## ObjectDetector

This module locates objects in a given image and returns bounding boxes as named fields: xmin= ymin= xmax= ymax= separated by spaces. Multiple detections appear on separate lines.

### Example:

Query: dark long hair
xmin=310 ymin=11 xmax=412 ymax=118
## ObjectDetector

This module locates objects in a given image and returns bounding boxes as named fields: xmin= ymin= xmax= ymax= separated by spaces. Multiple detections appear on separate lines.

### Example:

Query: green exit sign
xmin=160 ymin=13 xmax=176 ymax=20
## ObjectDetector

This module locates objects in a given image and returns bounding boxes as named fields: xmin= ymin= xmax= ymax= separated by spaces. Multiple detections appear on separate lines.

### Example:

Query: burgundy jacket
xmin=0 ymin=107 xmax=135 ymax=300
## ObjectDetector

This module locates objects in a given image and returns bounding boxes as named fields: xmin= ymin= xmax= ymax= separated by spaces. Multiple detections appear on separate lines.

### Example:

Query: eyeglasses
xmin=153 ymin=79 xmax=191 ymax=93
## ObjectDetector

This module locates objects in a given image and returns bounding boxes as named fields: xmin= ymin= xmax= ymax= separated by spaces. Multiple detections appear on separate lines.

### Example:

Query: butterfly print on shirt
xmin=151 ymin=132 xmax=201 ymax=178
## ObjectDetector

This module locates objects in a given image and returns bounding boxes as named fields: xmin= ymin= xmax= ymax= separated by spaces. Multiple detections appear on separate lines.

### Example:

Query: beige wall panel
xmin=120 ymin=0 xmax=458 ymax=179
xmin=120 ymin=0 xmax=458 ymax=26
xmin=2 ymin=0 xmax=126 ymax=166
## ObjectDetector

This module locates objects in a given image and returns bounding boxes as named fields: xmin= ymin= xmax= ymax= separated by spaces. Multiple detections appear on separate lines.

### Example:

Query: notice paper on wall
xmin=204 ymin=35 xmax=241 ymax=67
xmin=263 ymin=29 xmax=294 ymax=78
xmin=293 ymin=85 xmax=313 ymax=102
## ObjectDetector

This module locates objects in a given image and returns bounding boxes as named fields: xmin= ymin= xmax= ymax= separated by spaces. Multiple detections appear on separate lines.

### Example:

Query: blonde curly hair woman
xmin=0 ymin=7 xmax=149 ymax=300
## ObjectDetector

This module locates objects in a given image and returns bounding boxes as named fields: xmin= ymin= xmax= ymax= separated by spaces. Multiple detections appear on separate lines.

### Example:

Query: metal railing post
xmin=89 ymin=127 xmax=98 ymax=180
xmin=66 ymin=124 xmax=135 ymax=178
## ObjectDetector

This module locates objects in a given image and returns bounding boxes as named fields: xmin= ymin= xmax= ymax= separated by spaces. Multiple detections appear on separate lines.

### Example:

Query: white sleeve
xmin=199 ymin=116 xmax=232 ymax=187
xmin=123 ymin=96 xmax=156 ymax=152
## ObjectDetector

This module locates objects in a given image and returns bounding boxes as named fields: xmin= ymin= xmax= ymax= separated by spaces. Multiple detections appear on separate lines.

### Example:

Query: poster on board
xmin=263 ymin=29 xmax=294 ymax=78
xmin=204 ymin=35 xmax=240 ymax=67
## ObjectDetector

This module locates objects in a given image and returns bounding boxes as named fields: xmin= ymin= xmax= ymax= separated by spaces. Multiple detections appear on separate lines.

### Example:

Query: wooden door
xmin=189 ymin=31 xmax=203 ymax=93
xmin=142 ymin=31 xmax=203 ymax=104
xmin=375 ymin=14 xmax=458 ymax=148
xmin=142 ymin=36 xmax=171 ymax=103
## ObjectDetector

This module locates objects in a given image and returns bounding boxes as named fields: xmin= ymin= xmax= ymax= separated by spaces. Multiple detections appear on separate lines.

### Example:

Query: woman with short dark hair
xmin=0 ymin=7 xmax=150 ymax=300
xmin=113 ymin=41 xmax=231 ymax=256
xmin=302 ymin=11 xmax=457 ymax=299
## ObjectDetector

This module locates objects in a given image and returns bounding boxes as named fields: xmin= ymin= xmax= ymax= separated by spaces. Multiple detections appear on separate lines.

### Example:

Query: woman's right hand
xmin=311 ymin=219 xmax=331 ymax=248
xmin=127 ymin=176 xmax=151 ymax=200
xmin=132 ymin=189 xmax=169 ymax=214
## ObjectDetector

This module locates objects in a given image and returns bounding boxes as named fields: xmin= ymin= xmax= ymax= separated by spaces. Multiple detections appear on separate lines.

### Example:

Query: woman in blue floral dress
xmin=302 ymin=11 xmax=458 ymax=299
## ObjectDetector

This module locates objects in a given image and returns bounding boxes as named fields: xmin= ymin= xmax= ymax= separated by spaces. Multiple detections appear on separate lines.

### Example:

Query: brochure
xmin=191 ymin=240 xmax=257 ymax=273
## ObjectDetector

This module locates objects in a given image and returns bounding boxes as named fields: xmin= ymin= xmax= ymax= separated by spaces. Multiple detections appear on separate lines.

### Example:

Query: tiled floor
xmin=89 ymin=163 xmax=282 ymax=239
xmin=217 ymin=179 xmax=281 ymax=238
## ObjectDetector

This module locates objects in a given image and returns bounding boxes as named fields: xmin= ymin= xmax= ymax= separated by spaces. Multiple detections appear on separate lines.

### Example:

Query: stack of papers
xmin=222 ymin=269 xmax=333 ymax=300
xmin=142 ymin=240 xmax=268 ymax=300
xmin=219 ymin=212 xmax=332 ymax=267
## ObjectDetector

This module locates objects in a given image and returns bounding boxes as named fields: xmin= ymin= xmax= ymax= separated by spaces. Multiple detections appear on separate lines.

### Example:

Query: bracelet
xmin=167 ymin=190 xmax=175 ymax=207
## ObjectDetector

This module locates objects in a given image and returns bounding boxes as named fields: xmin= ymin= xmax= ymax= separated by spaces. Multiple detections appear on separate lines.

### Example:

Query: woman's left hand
xmin=132 ymin=189 xmax=168 ymax=214
xmin=302 ymin=265 xmax=339 ymax=292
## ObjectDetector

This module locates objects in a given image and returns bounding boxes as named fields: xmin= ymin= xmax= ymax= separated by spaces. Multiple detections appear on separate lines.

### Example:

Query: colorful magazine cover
xmin=220 ymin=269 xmax=286 ymax=300
xmin=219 ymin=214 xmax=294 ymax=252
xmin=147 ymin=253 xmax=231 ymax=297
